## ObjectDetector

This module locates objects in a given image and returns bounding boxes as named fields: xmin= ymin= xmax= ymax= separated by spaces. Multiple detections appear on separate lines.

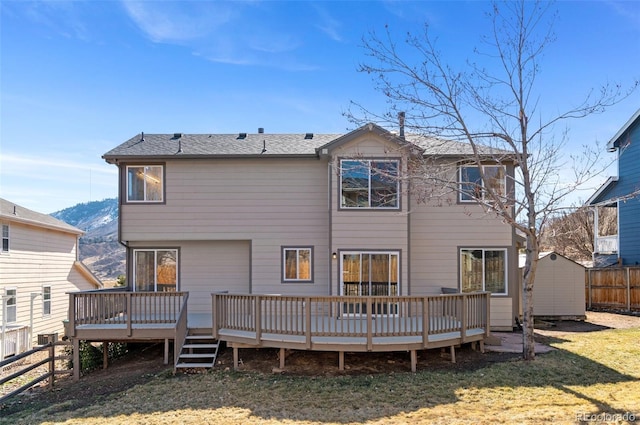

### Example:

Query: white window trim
xmin=126 ymin=165 xmax=164 ymax=203
xmin=340 ymin=159 xmax=400 ymax=209
xmin=42 ymin=285 xmax=52 ymax=317
xmin=339 ymin=251 xmax=400 ymax=295
xmin=458 ymin=164 xmax=506 ymax=202
xmin=132 ymin=249 xmax=178 ymax=292
xmin=4 ymin=287 xmax=17 ymax=324
xmin=459 ymin=248 xmax=508 ymax=295
xmin=1 ymin=224 xmax=9 ymax=253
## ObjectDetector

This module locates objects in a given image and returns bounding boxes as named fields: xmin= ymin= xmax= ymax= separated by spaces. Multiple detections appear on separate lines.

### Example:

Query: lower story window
xmin=460 ymin=248 xmax=507 ymax=294
xmin=341 ymin=252 xmax=399 ymax=296
xmin=5 ymin=288 xmax=17 ymax=323
xmin=282 ymin=247 xmax=313 ymax=282
xmin=134 ymin=249 xmax=178 ymax=292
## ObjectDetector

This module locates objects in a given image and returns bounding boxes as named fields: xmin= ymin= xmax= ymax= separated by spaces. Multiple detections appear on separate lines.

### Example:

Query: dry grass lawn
xmin=1 ymin=326 xmax=639 ymax=425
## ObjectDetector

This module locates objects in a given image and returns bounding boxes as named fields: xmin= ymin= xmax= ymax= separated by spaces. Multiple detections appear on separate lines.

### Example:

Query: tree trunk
xmin=521 ymin=234 xmax=539 ymax=360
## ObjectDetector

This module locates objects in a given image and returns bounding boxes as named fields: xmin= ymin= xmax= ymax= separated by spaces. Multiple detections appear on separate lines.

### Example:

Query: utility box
xmin=37 ymin=333 xmax=58 ymax=345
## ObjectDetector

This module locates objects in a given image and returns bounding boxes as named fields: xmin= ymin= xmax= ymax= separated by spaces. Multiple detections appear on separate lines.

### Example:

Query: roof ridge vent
xmin=237 ymin=133 xmax=247 ymax=139
xmin=304 ymin=133 xmax=314 ymax=139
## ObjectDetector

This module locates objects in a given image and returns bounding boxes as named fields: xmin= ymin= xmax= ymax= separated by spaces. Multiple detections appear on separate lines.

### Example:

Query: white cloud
xmin=121 ymin=1 xmax=234 ymax=43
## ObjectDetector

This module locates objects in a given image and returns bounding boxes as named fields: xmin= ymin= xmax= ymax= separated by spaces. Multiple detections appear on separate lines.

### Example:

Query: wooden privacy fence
xmin=586 ymin=267 xmax=640 ymax=311
xmin=0 ymin=338 xmax=71 ymax=403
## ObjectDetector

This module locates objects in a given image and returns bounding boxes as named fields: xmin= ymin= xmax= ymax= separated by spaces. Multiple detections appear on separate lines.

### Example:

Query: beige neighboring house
xmin=100 ymin=123 xmax=520 ymax=330
xmin=0 ymin=198 xmax=102 ymax=358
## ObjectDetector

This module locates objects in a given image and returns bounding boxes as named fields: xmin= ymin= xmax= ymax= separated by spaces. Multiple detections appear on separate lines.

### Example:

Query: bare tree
xmin=349 ymin=1 xmax=637 ymax=360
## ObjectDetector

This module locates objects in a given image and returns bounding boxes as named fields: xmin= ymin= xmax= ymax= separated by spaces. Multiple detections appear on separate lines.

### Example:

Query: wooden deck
xmin=212 ymin=293 xmax=491 ymax=371
xmin=65 ymin=290 xmax=490 ymax=375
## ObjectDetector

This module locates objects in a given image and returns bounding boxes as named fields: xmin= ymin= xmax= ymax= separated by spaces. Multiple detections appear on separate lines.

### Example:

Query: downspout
xmin=1 ymin=294 xmax=6 ymax=360
xmin=30 ymin=292 xmax=42 ymax=349
xmin=328 ymin=160 xmax=333 ymax=296
xmin=115 ymin=162 xmax=131 ymax=288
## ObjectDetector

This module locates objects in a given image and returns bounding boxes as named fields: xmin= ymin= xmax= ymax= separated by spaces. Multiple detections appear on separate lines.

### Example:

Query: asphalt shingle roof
xmin=0 ymin=198 xmax=83 ymax=235
xmin=103 ymin=129 xmax=514 ymax=161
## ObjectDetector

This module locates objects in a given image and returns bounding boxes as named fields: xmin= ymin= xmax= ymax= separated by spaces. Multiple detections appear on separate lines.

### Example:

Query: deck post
xmin=305 ymin=297 xmax=311 ymax=349
xmin=126 ymin=293 xmax=132 ymax=337
xmin=279 ymin=347 xmax=285 ymax=369
xmin=233 ymin=347 xmax=239 ymax=371
xmin=366 ymin=297 xmax=373 ymax=351
xmin=450 ymin=345 xmax=456 ymax=363
xmin=164 ymin=338 xmax=169 ymax=364
xmin=212 ymin=293 xmax=218 ymax=338
xmin=410 ymin=350 xmax=417 ymax=372
xmin=68 ymin=294 xmax=76 ymax=337
xmin=339 ymin=351 xmax=344 ymax=371
xmin=461 ymin=294 xmax=468 ymax=343
xmin=255 ymin=296 xmax=262 ymax=345
xmin=422 ymin=297 xmax=429 ymax=349
xmin=73 ymin=338 xmax=80 ymax=381
xmin=103 ymin=342 xmax=109 ymax=369
xmin=485 ymin=292 xmax=491 ymax=337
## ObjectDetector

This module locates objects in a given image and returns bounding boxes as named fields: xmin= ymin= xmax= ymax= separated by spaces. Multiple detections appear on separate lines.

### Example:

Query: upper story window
xmin=127 ymin=165 xmax=164 ymax=203
xmin=340 ymin=159 xmax=399 ymax=209
xmin=1 ymin=224 xmax=8 ymax=253
xmin=459 ymin=164 xmax=506 ymax=202
xmin=133 ymin=249 xmax=177 ymax=292
xmin=460 ymin=248 xmax=507 ymax=295
xmin=282 ymin=247 xmax=313 ymax=283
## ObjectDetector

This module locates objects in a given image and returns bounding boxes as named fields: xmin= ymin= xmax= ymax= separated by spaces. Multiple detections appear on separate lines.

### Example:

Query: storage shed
xmin=520 ymin=252 xmax=586 ymax=320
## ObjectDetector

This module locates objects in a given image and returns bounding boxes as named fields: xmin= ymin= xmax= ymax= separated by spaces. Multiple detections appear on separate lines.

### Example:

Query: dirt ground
xmin=2 ymin=311 xmax=639 ymax=416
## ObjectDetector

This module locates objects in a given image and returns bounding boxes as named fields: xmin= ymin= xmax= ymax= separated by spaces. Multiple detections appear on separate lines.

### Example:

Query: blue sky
xmin=1 ymin=1 xmax=639 ymax=214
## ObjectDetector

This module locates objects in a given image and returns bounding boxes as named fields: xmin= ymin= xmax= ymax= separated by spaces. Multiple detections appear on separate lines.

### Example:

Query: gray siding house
xmin=65 ymin=123 xmax=521 ymax=375
xmin=103 ymin=124 xmax=519 ymax=330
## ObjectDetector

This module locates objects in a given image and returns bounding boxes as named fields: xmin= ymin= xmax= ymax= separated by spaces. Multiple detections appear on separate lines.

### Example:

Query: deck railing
xmin=67 ymin=291 xmax=188 ymax=337
xmin=212 ymin=292 xmax=490 ymax=347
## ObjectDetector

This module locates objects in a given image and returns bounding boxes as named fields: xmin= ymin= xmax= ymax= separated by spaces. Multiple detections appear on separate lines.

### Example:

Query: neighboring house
xmin=519 ymin=252 xmax=586 ymax=320
xmin=588 ymin=108 xmax=640 ymax=267
xmin=101 ymin=124 xmax=520 ymax=330
xmin=0 ymin=198 xmax=102 ymax=358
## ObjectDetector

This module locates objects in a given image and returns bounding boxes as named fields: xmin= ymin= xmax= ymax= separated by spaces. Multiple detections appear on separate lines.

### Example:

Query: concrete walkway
xmin=484 ymin=332 xmax=555 ymax=354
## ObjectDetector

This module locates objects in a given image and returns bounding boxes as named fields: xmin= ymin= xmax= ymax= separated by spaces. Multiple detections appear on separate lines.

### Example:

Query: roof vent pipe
xmin=398 ymin=112 xmax=405 ymax=139
xmin=141 ymin=132 xmax=145 ymax=142
xmin=258 ymin=128 xmax=264 ymax=134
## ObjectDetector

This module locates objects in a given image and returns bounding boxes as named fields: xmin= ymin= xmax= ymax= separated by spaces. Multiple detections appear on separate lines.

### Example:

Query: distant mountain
xmin=51 ymin=198 xmax=125 ymax=284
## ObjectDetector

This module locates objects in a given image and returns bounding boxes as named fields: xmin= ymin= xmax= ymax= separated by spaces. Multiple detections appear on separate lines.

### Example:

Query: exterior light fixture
xmin=332 ymin=252 xmax=337 ymax=260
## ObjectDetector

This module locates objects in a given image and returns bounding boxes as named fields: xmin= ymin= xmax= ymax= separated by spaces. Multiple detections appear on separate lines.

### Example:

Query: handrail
xmin=173 ymin=293 xmax=189 ymax=371
xmin=212 ymin=292 xmax=490 ymax=346
xmin=68 ymin=291 xmax=188 ymax=335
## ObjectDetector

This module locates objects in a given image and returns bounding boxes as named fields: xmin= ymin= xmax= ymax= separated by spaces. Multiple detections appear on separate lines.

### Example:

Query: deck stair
xmin=175 ymin=330 xmax=220 ymax=371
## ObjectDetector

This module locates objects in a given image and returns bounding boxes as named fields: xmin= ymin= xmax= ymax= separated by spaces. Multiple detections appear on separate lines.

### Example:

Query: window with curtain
xmin=460 ymin=248 xmax=507 ymax=294
xmin=133 ymin=249 xmax=177 ymax=292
